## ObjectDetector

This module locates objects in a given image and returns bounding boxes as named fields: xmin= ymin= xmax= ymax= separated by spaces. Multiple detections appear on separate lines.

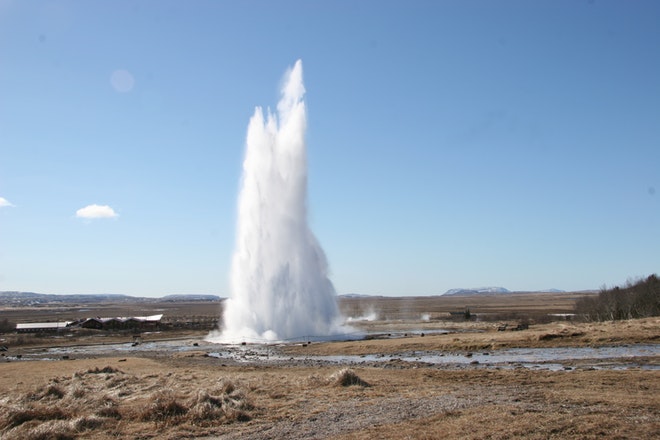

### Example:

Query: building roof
xmin=16 ymin=315 xmax=163 ymax=330
xmin=16 ymin=321 xmax=72 ymax=330
xmin=93 ymin=314 xmax=163 ymax=323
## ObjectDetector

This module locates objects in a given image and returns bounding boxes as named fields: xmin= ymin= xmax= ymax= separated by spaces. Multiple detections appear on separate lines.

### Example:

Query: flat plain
xmin=0 ymin=293 xmax=658 ymax=439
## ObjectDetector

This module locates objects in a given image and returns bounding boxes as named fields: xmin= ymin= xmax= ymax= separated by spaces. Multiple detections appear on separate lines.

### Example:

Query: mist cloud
xmin=0 ymin=197 xmax=14 ymax=208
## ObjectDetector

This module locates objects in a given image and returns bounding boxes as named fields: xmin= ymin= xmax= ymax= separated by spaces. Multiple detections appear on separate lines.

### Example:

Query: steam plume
xmin=210 ymin=60 xmax=348 ymax=342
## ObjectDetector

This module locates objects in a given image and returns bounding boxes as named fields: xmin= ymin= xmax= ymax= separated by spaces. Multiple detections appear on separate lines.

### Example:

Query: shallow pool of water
xmin=206 ymin=343 xmax=659 ymax=371
xmin=9 ymin=339 xmax=659 ymax=371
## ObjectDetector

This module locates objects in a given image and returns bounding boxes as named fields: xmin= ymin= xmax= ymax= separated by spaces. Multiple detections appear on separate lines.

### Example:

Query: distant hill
xmin=442 ymin=287 xmax=567 ymax=296
xmin=340 ymin=289 xmax=572 ymax=298
xmin=339 ymin=293 xmax=384 ymax=299
xmin=443 ymin=287 xmax=510 ymax=296
xmin=0 ymin=291 xmax=222 ymax=307
xmin=160 ymin=294 xmax=223 ymax=302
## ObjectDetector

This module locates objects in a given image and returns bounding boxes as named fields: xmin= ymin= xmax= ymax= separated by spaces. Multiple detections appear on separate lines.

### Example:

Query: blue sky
xmin=1 ymin=0 xmax=658 ymax=297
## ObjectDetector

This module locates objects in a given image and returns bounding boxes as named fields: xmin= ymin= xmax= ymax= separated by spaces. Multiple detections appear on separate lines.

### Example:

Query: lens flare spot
xmin=110 ymin=69 xmax=135 ymax=93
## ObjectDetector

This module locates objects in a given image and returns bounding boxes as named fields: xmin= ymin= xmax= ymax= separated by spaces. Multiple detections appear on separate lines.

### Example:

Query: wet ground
xmin=6 ymin=336 xmax=659 ymax=371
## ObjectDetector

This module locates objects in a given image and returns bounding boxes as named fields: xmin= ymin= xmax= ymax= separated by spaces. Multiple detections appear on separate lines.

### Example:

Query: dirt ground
xmin=0 ymin=314 xmax=658 ymax=439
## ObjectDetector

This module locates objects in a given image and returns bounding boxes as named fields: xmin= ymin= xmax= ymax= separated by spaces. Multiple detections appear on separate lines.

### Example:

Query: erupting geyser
xmin=209 ymin=60 xmax=349 ymax=343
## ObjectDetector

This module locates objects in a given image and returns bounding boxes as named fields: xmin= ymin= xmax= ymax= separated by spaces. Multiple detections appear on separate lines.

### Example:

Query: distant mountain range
xmin=442 ymin=287 xmax=566 ymax=296
xmin=0 ymin=291 xmax=223 ymax=306
xmin=443 ymin=287 xmax=510 ymax=296
xmin=1 ymin=288 xmax=574 ymax=306
xmin=340 ymin=288 xmax=569 ymax=298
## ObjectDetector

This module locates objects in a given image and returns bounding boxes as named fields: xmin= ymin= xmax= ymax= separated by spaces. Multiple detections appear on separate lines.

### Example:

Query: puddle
xmin=408 ymin=345 xmax=660 ymax=365
xmin=12 ymin=339 xmax=213 ymax=361
xmin=8 ymin=339 xmax=659 ymax=371
xmin=207 ymin=344 xmax=660 ymax=371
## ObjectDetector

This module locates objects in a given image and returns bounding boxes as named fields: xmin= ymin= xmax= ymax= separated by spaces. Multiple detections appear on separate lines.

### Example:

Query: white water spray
xmin=209 ymin=60 xmax=349 ymax=343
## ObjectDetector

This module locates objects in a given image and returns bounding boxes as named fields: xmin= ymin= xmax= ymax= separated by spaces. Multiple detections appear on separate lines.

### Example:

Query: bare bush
xmin=0 ymin=318 xmax=15 ymax=333
xmin=575 ymin=274 xmax=660 ymax=321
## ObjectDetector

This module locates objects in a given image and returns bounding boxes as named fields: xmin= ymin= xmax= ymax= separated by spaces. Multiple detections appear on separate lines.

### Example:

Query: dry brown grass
xmin=284 ymin=317 xmax=660 ymax=357
xmin=339 ymin=292 xmax=587 ymax=321
xmin=0 ymin=355 xmax=657 ymax=439
xmin=0 ymin=359 xmax=257 ymax=439
xmin=0 ymin=292 xmax=585 ymax=350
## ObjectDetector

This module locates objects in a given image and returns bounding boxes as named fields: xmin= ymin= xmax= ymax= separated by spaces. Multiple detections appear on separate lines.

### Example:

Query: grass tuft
xmin=72 ymin=415 xmax=105 ymax=431
xmin=140 ymin=390 xmax=187 ymax=422
xmin=219 ymin=379 xmax=235 ymax=395
xmin=94 ymin=397 xmax=121 ymax=419
xmin=69 ymin=385 xmax=85 ymax=399
xmin=330 ymin=369 xmax=370 ymax=387
xmin=15 ymin=419 xmax=76 ymax=440
xmin=86 ymin=366 xmax=121 ymax=375
xmin=0 ymin=369 xmax=255 ymax=438
xmin=2 ymin=406 xmax=70 ymax=430
xmin=186 ymin=386 xmax=254 ymax=424
xmin=44 ymin=384 xmax=65 ymax=399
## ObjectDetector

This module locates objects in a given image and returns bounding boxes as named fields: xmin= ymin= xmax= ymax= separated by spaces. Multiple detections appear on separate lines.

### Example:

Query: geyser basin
xmin=207 ymin=60 xmax=353 ymax=344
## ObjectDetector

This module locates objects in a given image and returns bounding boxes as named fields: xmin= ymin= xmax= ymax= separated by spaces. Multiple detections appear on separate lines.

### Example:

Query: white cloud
xmin=75 ymin=204 xmax=119 ymax=219
xmin=0 ymin=197 xmax=14 ymax=207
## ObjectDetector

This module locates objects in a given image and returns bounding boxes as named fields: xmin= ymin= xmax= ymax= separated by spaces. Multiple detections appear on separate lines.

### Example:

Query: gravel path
xmin=207 ymin=385 xmax=526 ymax=440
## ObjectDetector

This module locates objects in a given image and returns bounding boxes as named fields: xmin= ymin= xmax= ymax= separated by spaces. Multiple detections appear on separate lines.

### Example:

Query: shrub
xmin=0 ymin=318 xmax=15 ymax=333
xmin=575 ymin=274 xmax=660 ymax=321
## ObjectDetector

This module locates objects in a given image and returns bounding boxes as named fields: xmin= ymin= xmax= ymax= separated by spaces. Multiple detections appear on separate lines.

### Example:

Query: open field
xmin=339 ymin=292 xmax=589 ymax=321
xmin=1 ymin=292 xmax=585 ymax=348
xmin=0 ymin=300 xmax=224 ymax=326
xmin=1 ymin=291 xmax=586 ymax=327
xmin=1 ymin=294 xmax=658 ymax=439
